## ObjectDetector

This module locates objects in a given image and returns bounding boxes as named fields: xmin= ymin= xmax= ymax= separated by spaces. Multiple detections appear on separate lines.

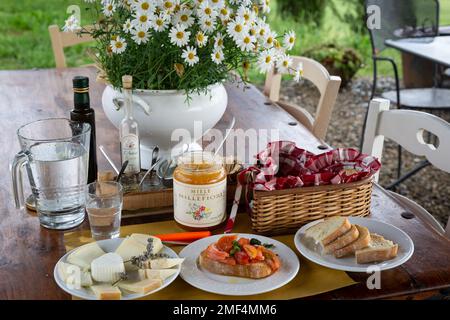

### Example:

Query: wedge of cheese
xmin=91 ymin=253 xmax=125 ymax=283
xmin=149 ymin=258 xmax=184 ymax=269
xmin=129 ymin=234 xmax=163 ymax=254
xmin=67 ymin=242 xmax=105 ymax=270
xmin=115 ymin=237 xmax=147 ymax=262
xmin=91 ymin=284 xmax=122 ymax=300
xmin=57 ymin=261 xmax=93 ymax=287
xmin=138 ymin=268 xmax=178 ymax=281
xmin=117 ymin=278 xmax=163 ymax=294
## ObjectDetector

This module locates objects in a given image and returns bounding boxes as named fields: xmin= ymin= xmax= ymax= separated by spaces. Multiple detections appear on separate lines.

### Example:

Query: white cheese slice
xmin=129 ymin=234 xmax=163 ymax=254
xmin=90 ymin=253 xmax=125 ymax=283
xmin=91 ymin=284 xmax=122 ymax=300
xmin=114 ymin=237 xmax=147 ymax=262
xmin=140 ymin=269 xmax=178 ymax=281
xmin=149 ymin=258 xmax=184 ymax=269
xmin=57 ymin=261 xmax=93 ymax=287
xmin=117 ymin=278 xmax=163 ymax=294
xmin=66 ymin=242 xmax=105 ymax=270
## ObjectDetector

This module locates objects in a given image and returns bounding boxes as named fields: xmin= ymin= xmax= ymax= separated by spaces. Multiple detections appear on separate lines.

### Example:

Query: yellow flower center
xmin=250 ymin=29 xmax=256 ymax=36
xmin=217 ymin=38 xmax=223 ymax=46
xmin=138 ymin=31 xmax=145 ymax=38
xmin=188 ymin=52 xmax=194 ymax=59
xmin=176 ymin=31 xmax=184 ymax=39
xmin=111 ymin=35 xmax=117 ymax=40
xmin=181 ymin=14 xmax=188 ymax=22
xmin=165 ymin=1 xmax=173 ymax=9
xmin=197 ymin=33 xmax=204 ymax=41
xmin=265 ymin=56 xmax=271 ymax=63
xmin=244 ymin=14 xmax=250 ymax=21
xmin=156 ymin=19 xmax=163 ymax=26
xmin=220 ymin=8 xmax=228 ymax=15
xmin=140 ymin=15 xmax=148 ymax=22
xmin=290 ymin=37 xmax=295 ymax=43
xmin=244 ymin=37 xmax=251 ymax=44
xmin=235 ymin=25 xmax=242 ymax=32
xmin=141 ymin=3 xmax=149 ymax=10
xmin=215 ymin=52 xmax=221 ymax=59
xmin=116 ymin=42 xmax=123 ymax=48
xmin=205 ymin=21 xmax=212 ymax=26
xmin=283 ymin=60 xmax=288 ymax=67
xmin=108 ymin=4 xmax=113 ymax=11
xmin=267 ymin=37 xmax=273 ymax=44
xmin=205 ymin=8 xmax=212 ymax=15
xmin=259 ymin=29 xmax=265 ymax=36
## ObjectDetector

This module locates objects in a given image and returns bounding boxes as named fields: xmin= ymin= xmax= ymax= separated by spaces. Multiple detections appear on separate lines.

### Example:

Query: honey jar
xmin=173 ymin=151 xmax=227 ymax=230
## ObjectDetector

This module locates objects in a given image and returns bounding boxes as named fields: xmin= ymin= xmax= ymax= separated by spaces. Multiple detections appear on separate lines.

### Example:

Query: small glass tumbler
xmin=86 ymin=182 xmax=123 ymax=240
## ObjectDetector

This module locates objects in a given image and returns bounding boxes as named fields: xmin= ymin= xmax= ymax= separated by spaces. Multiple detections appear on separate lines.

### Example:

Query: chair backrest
xmin=362 ymin=98 xmax=450 ymax=181
xmin=263 ymin=56 xmax=341 ymax=140
xmin=365 ymin=0 xmax=440 ymax=54
xmin=48 ymin=25 xmax=94 ymax=68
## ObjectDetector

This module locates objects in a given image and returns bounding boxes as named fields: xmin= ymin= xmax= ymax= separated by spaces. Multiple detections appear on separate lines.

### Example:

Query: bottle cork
xmin=122 ymin=75 xmax=133 ymax=89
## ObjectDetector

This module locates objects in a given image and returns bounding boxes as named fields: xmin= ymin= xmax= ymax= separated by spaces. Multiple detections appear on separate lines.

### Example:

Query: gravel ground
xmin=261 ymin=77 xmax=450 ymax=226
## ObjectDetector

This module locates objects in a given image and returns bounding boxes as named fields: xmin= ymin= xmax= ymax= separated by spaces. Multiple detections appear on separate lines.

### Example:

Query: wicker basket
xmin=248 ymin=178 xmax=373 ymax=235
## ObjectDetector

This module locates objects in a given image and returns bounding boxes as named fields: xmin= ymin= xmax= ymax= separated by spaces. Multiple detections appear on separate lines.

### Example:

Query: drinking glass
xmin=86 ymin=181 xmax=123 ymax=240
xmin=11 ymin=118 xmax=91 ymax=230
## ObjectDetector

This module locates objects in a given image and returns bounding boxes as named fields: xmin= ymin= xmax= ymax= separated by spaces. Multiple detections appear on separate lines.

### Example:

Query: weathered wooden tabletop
xmin=0 ymin=67 xmax=449 ymax=300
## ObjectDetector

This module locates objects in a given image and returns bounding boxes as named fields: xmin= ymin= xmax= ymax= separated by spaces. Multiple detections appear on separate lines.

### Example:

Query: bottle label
xmin=121 ymin=134 xmax=140 ymax=173
xmin=173 ymin=179 xmax=227 ymax=228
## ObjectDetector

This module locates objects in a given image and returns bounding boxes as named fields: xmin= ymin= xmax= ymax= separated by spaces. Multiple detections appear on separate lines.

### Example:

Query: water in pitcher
xmin=26 ymin=141 xmax=88 ymax=229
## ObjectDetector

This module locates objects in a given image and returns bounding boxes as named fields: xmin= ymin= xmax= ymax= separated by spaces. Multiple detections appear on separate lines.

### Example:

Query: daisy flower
xmin=262 ymin=30 xmax=277 ymax=49
xmin=293 ymin=62 xmax=304 ymax=82
xmin=169 ymin=24 xmax=191 ymax=47
xmin=257 ymin=49 xmax=276 ymax=73
xmin=62 ymin=14 xmax=81 ymax=32
xmin=197 ymin=1 xmax=218 ymax=20
xmin=211 ymin=49 xmax=224 ymax=64
xmin=236 ymin=5 xmax=255 ymax=25
xmin=214 ymin=33 xmax=225 ymax=49
xmin=150 ymin=12 xmax=170 ymax=32
xmin=196 ymin=31 xmax=208 ymax=47
xmin=276 ymin=54 xmax=293 ymax=74
xmin=236 ymin=33 xmax=256 ymax=52
xmin=103 ymin=0 xmax=116 ymax=17
xmin=210 ymin=0 xmax=225 ymax=9
xmin=123 ymin=19 xmax=133 ymax=33
xmin=159 ymin=0 xmax=178 ymax=13
xmin=283 ymin=31 xmax=296 ymax=51
xmin=261 ymin=0 xmax=271 ymax=14
xmin=132 ymin=10 xmax=152 ymax=29
xmin=110 ymin=36 xmax=127 ymax=54
xmin=173 ymin=8 xmax=194 ymax=28
xmin=181 ymin=46 xmax=199 ymax=66
xmin=227 ymin=17 xmax=248 ymax=41
xmin=256 ymin=20 xmax=270 ymax=39
xmin=199 ymin=17 xmax=216 ymax=34
xmin=131 ymin=26 xmax=150 ymax=44
xmin=218 ymin=6 xmax=232 ymax=22
xmin=132 ymin=0 xmax=154 ymax=13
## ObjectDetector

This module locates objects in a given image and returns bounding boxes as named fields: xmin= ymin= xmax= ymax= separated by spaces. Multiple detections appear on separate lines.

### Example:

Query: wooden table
xmin=0 ymin=67 xmax=449 ymax=300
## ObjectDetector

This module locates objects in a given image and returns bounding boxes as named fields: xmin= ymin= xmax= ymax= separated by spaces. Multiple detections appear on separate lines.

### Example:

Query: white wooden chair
xmin=48 ymin=25 xmax=94 ymax=68
xmin=362 ymin=98 xmax=450 ymax=238
xmin=263 ymin=56 xmax=341 ymax=141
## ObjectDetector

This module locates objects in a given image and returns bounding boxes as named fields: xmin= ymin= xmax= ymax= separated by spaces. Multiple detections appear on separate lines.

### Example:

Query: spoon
xmin=99 ymin=145 xmax=119 ymax=175
xmin=115 ymin=160 xmax=128 ymax=182
xmin=139 ymin=158 xmax=163 ymax=187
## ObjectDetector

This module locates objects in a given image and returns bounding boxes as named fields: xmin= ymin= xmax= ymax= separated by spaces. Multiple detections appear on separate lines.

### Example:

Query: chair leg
xmin=370 ymin=58 xmax=377 ymax=100
xmin=386 ymin=160 xmax=430 ymax=190
xmin=397 ymin=145 xmax=402 ymax=179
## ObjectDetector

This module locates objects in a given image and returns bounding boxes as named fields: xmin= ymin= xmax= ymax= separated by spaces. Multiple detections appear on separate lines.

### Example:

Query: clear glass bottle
xmin=119 ymin=75 xmax=141 ymax=176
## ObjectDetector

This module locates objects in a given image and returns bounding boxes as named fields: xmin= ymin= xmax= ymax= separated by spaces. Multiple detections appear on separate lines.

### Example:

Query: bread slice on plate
xmin=334 ymin=225 xmax=371 ymax=258
xmin=355 ymin=234 xmax=398 ymax=264
xmin=323 ymin=224 xmax=360 ymax=254
xmin=304 ymin=216 xmax=352 ymax=247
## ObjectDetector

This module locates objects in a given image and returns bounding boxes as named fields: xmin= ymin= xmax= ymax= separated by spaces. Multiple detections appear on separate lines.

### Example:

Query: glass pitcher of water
xmin=11 ymin=118 xmax=91 ymax=230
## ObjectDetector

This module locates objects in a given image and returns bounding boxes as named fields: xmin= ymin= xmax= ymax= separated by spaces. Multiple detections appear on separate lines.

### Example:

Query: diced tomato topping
xmin=216 ymin=235 xmax=238 ymax=252
xmin=234 ymin=251 xmax=250 ymax=265
xmin=238 ymin=238 xmax=250 ymax=247
xmin=254 ymin=246 xmax=265 ymax=261
xmin=243 ymin=244 xmax=258 ymax=259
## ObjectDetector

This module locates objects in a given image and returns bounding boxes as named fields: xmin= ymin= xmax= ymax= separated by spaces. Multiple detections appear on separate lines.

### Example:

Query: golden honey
xmin=173 ymin=152 xmax=227 ymax=230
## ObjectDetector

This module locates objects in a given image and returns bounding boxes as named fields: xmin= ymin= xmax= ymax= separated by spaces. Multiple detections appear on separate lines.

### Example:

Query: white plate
xmin=294 ymin=217 xmax=414 ymax=272
xmin=179 ymin=233 xmax=300 ymax=296
xmin=54 ymin=238 xmax=181 ymax=300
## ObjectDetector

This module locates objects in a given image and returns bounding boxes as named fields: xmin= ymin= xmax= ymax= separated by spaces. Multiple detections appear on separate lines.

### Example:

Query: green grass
xmin=1 ymin=0 xmax=450 ymax=83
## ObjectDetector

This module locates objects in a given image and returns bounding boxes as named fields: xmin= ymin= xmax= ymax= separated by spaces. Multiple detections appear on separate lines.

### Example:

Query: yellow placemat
xmin=64 ymin=214 xmax=357 ymax=300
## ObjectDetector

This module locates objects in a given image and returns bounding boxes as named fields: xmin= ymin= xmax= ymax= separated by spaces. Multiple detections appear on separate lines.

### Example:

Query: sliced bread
xmin=355 ymin=234 xmax=398 ymax=264
xmin=323 ymin=224 xmax=360 ymax=254
xmin=304 ymin=216 xmax=352 ymax=247
xmin=334 ymin=225 xmax=371 ymax=258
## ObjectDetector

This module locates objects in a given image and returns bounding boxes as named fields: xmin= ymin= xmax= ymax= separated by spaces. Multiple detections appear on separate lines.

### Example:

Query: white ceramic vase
xmin=101 ymin=83 xmax=228 ymax=168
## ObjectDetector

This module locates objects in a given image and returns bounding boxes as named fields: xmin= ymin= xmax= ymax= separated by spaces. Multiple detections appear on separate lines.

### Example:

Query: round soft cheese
xmin=91 ymin=252 xmax=125 ymax=283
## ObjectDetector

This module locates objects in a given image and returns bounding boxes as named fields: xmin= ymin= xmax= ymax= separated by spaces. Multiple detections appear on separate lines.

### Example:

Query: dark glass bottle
xmin=70 ymin=76 xmax=98 ymax=183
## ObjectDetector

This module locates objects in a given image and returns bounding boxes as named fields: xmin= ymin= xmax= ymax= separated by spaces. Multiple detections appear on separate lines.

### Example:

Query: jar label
xmin=173 ymin=179 xmax=227 ymax=228
xmin=121 ymin=134 xmax=140 ymax=173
